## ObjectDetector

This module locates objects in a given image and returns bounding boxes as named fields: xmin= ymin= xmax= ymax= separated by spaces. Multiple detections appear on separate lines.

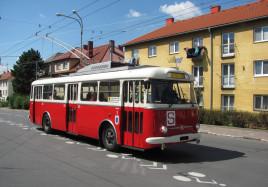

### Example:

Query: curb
xmin=200 ymin=130 xmax=268 ymax=143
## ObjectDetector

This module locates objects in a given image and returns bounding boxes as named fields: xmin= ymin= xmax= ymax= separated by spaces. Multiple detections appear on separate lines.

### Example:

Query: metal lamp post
xmin=56 ymin=11 xmax=83 ymax=62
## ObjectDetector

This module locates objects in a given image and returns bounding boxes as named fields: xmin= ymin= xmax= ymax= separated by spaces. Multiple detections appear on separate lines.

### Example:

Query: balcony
xmin=184 ymin=46 xmax=206 ymax=63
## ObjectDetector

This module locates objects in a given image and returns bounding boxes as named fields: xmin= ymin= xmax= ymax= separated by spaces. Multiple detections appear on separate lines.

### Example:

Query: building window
xmin=56 ymin=63 xmax=61 ymax=70
xmin=149 ymin=45 xmax=157 ymax=57
xmin=254 ymin=95 xmax=268 ymax=111
xmin=193 ymin=38 xmax=203 ymax=48
xmin=63 ymin=62 xmax=68 ymax=69
xmin=132 ymin=49 xmax=139 ymax=58
xmin=222 ymin=33 xmax=235 ymax=57
xmin=254 ymin=26 xmax=268 ymax=42
xmin=193 ymin=66 xmax=203 ymax=87
xmin=221 ymin=95 xmax=235 ymax=111
xmin=254 ymin=60 xmax=268 ymax=76
xmin=222 ymin=64 xmax=235 ymax=88
xmin=170 ymin=41 xmax=179 ymax=54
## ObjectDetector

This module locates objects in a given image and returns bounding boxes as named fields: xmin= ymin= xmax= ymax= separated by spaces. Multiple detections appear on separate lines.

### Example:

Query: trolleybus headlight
xmin=195 ymin=123 xmax=200 ymax=130
xmin=161 ymin=126 xmax=168 ymax=134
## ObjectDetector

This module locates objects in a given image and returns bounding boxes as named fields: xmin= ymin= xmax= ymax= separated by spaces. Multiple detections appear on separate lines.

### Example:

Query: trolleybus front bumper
xmin=145 ymin=133 xmax=201 ymax=144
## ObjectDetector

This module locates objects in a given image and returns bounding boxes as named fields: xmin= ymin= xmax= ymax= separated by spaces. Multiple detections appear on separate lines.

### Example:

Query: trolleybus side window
xmin=135 ymin=81 xmax=139 ymax=103
xmin=68 ymin=84 xmax=78 ymax=101
xmin=43 ymin=85 xmax=53 ymax=100
xmin=134 ymin=80 xmax=145 ymax=104
xmin=81 ymin=82 xmax=98 ymax=101
xmin=53 ymin=84 xmax=65 ymax=100
xmin=31 ymin=86 xmax=33 ymax=99
xmin=99 ymin=81 xmax=120 ymax=102
xmin=123 ymin=82 xmax=128 ymax=102
xmin=34 ymin=86 xmax=42 ymax=100
xmin=141 ymin=81 xmax=145 ymax=103
xmin=129 ymin=81 xmax=133 ymax=103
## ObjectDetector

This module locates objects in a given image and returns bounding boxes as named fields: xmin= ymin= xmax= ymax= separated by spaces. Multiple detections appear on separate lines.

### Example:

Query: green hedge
xmin=199 ymin=109 xmax=268 ymax=129
xmin=7 ymin=94 xmax=29 ymax=110
xmin=0 ymin=101 xmax=8 ymax=107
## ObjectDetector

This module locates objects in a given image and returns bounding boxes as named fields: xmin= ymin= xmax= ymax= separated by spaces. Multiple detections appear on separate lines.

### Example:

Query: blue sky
xmin=0 ymin=0 xmax=257 ymax=73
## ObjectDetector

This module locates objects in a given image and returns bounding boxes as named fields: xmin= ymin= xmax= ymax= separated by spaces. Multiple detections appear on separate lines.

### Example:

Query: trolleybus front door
xmin=67 ymin=84 xmax=78 ymax=134
xmin=122 ymin=81 xmax=143 ymax=148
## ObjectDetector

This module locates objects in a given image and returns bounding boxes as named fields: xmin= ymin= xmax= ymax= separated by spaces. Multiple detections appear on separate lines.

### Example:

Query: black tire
xmin=102 ymin=126 xmax=118 ymax=152
xmin=42 ymin=113 xmax=52 ymax=134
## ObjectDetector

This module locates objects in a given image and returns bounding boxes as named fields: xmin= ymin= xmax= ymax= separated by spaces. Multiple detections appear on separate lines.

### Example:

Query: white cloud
xmin=126 ymin=9 xmax=145 ymax=18
xmin=160 ymin=1 xmax=202 ymax=20
xmin=39 ymin=13 xmax=45 ymax=18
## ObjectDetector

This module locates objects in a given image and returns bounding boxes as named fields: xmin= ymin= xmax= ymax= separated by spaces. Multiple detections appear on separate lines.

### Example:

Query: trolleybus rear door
xmin=67 ymin=84 xmax=78 ymax=134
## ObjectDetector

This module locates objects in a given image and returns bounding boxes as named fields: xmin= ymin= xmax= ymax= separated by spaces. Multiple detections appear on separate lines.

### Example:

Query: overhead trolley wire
xmin=89 ymin=0 xmax=249 ymax=42
xmin=47 ymin=0 xmax=120 ymax=35
xmin=0 ymin=0 xmax=102 ymax=56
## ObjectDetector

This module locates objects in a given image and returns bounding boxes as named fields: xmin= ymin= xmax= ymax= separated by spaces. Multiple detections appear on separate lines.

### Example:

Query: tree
xmin=11 ymin=48 xmax=45 ymax=95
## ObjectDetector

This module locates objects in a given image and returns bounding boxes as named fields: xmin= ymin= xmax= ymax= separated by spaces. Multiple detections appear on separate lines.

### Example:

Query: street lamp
xmin=56 ymin=10 xmax=83 ymax=63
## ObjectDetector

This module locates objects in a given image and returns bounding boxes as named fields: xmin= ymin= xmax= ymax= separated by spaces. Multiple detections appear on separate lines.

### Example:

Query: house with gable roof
xmin=0 ymin=71 xmax=14 ymax=101
xmin=45 ymin=40 xmax=124 ymax=77
xmin=123 ymin=0 xmax=268 ymax=112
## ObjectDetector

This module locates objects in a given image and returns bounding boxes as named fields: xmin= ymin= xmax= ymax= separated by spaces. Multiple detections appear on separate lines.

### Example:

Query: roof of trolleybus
xmin=31 ymin=64 xmax=195 ymax=86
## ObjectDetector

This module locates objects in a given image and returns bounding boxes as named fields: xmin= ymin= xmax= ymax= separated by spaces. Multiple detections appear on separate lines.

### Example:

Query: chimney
xmin=110 ymin=40 xmax=115 ymax=62
xmin=83 ymin=45 xmax=88 ymax=50
xmin=117 ymin=45 xmax=123 ymax=51
xmin=166 ymin=18 xmax=174 ymax=26
xmin=88 ymin=41 xmax=93 ymax=58
xmin=210 ymin=5 xmax=221 ymax=14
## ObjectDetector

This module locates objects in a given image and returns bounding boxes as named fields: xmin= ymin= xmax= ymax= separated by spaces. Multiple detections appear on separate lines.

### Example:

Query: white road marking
xmin=173 ymin=175 xmax=192 ymax=182
xmin=107 ymin=154 xmax=119 ymax=158
xmin=87 ymin=147 xmax=106 ymax=151
xmin=65 ymin=141 xmax=75 ymax=144
xmin=188 ymin=172 xmax=206 ymax=178
xmin=149 ymin=164 xmax=167 ymax=170
xmin=139 ymin=162 xmax=157 ymax=167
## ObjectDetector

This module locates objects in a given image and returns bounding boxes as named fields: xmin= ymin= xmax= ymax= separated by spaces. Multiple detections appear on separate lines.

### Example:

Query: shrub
xmin=199 ymin=109 xmax=268 ymax=130
xmin=0 ymin=101 xmax=8 ymax=107
xmin=7 ymin=93 xmax=30 ymax=110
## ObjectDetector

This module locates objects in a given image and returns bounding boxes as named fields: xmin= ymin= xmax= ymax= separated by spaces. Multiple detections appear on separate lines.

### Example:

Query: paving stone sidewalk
xmin=200 ymin=124 xmax=268 ymax=142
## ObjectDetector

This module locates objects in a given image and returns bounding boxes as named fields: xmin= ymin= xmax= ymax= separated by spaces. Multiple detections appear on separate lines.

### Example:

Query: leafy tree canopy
xmin=11 ymin=48 xmax=45 ymax=95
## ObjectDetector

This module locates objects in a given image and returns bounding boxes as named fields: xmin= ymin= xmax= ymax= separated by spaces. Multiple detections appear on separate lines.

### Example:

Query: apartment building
xmin=123 ymin=0 xmax=268 ymax=112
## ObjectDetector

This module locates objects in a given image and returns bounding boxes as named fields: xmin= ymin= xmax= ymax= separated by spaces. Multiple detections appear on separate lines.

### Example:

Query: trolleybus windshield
xmin=147 ymin=80 xmax=197 ymax=104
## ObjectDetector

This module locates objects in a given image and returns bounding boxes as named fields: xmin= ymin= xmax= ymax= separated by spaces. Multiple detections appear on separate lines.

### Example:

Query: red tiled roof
xmin=123 ymin=0 xmax=268 ymax=46
xmin=44 ymin=52 xmax=63 ymax=63
xmin=52 ymin=44 xmax=124 ymax=64
xmin=53 ymin=47 xmax=94 ymax=64
xmin=0 ymin=71 xmax=14 ymax=80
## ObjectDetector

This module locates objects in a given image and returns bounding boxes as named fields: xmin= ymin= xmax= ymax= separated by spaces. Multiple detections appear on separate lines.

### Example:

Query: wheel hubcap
xmin=106 ymin=130 xmax=114 ymax=145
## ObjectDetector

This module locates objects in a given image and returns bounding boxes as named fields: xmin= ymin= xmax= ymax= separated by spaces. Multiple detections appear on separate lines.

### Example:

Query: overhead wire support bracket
xmin=35 ymin=33 xmax=91 ymax=65
xmin=46 ymin=34 xmax=95 ymax=64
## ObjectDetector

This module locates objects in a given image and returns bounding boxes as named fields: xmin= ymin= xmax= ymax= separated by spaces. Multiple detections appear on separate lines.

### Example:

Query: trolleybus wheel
xmin=42 ymin=113 xmax=52 ymax=134
xmin=102 ymin=126 xmax=118 ymax=152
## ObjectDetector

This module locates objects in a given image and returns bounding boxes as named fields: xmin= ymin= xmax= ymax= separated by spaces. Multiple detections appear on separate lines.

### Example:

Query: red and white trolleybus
xmin=29 ymin=62 xmax=200 ymax=151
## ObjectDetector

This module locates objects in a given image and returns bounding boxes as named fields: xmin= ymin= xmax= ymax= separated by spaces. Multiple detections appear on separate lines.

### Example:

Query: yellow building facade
xmin=124 ymin=2 xmax=268 ymax=112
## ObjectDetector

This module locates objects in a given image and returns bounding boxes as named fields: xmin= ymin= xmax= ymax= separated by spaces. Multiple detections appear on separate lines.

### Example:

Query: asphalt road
xmin=0 ymin=109 xmax=268 ymax=187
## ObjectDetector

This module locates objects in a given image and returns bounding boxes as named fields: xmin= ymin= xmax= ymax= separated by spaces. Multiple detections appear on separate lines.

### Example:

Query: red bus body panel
xmin=30 ymin=101 xmax=199 ymax=150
